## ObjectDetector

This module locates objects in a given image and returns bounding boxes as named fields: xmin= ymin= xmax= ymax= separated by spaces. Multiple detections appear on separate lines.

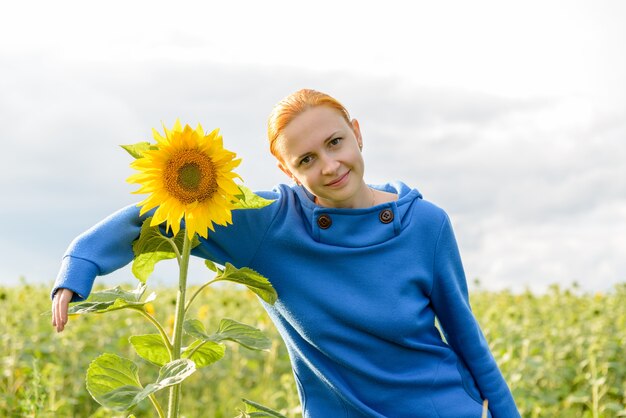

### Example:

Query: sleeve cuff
xmin=50 ymin=256 xmax=100 ymax=302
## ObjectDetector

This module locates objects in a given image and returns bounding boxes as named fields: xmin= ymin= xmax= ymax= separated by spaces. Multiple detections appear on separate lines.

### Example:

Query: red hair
xmin=267 ymin=89 xmax=351 ymax=159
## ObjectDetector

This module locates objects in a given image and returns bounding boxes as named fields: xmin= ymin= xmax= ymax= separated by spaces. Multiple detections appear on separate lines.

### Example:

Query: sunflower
xmin=127 ymin=120 xmax=242 ymax=240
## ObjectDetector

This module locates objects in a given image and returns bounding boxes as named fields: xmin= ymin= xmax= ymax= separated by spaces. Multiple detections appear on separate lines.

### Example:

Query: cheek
xmin=294 ymin=170 xmax=313 ymax=183
xmin=346 ymin=146 xmax=364 ymax=164
xmin=351 ymin=151 xmax=366 ymax=174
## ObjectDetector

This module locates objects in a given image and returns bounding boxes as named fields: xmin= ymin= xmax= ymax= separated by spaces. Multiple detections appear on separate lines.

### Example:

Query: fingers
xmin=52 ymin=288 xmax=73 ymax=333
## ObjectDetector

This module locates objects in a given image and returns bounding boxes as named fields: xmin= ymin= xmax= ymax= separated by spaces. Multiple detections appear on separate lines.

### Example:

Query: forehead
xmin=278 ymin=106 xmax=349 ymax=155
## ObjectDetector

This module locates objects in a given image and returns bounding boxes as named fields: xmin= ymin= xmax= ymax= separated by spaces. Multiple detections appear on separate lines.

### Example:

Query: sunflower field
xmin=2 ymin=280 xmax=625 ymax=418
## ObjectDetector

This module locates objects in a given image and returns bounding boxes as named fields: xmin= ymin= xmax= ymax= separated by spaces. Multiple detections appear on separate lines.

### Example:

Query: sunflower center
xmin=164 ymin=149 xmax=218 ymax=204
xmin=178 ymin=163 xmax=202 ymax=190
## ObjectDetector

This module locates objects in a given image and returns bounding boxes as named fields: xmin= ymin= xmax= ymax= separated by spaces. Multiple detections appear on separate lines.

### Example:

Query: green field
xmin=1 ymin=281 xmax=625 ymax=417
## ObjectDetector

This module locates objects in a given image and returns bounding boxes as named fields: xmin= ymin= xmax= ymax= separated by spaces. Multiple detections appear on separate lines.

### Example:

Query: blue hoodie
xmin=53 ymin=182 xmax=520 ymax=418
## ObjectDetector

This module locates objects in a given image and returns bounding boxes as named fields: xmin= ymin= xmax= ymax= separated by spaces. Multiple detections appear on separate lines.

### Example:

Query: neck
xmin=314 ymin=183 xmax=375 ymax=209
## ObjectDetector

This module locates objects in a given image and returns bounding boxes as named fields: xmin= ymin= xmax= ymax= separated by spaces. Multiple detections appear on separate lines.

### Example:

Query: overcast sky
xmin=1 ymin=0 xmax=624 ymax=293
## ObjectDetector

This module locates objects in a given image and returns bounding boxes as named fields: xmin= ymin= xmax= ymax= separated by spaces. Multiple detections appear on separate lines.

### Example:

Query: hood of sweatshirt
xmin=292 ymin=181 xmax=423 ymax=248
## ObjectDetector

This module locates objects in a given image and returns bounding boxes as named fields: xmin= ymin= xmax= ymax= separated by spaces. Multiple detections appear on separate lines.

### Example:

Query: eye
xmin=299 ymin=155 xmax=313 ymax=166
xmin=329 ymin=137 xmax=342 ymax=146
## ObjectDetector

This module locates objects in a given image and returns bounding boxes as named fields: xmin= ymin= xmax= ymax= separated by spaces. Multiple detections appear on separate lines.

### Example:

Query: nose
xmin=320 ymin=154 xmax=340 ymax=176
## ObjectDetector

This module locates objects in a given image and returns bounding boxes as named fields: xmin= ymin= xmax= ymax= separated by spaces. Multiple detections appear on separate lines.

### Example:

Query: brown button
xmin=317 ymin=214 xmax=332 ymax=229
xmin=379 ymin=209 xmax=394 ymax=224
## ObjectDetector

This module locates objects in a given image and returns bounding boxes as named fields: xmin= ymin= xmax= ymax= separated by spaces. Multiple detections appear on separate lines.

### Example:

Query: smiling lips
xmin=325 ymin=171 xmax=350 ymax=187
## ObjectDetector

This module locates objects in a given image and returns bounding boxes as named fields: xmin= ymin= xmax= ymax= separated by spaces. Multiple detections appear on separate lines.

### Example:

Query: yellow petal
xmin=129 ymin=120 xmax=242 ymax=240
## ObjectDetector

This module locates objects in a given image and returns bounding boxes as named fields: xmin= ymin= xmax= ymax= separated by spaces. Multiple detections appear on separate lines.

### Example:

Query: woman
xmin=52 ymin=89 xmax=520 ymax=417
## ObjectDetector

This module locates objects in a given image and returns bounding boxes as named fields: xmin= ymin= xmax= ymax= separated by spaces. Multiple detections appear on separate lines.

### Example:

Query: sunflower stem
xmin=165 ymin=236 xmax=182 ymax=265
xmin=167 ymin=230 xmax=193 ymax=418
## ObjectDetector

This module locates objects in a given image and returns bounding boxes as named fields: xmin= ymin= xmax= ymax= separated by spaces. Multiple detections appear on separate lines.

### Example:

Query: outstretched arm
xmin=51 ymin=204 xmax=147 ymax=301
xmin=50 ymin=204 xmax=148 ymax=332
xmin=50 ymin=186 xmax=283 ymax=333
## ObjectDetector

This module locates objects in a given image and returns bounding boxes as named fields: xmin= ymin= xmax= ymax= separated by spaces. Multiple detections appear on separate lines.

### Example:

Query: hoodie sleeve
xmin=190 ymin=189 xmax=281 ymax=268
xmin=51 ymin=204 xmax=146 ymax=302
xmin=430 ymin=213 xmax=520 ymax=418
xmin=51 ymin=189 xmax=282 ymax=303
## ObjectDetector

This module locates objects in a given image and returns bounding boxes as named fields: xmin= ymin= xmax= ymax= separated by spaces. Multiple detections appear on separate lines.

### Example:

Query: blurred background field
xmin=1 ymin=280 xmax=625 ymax=418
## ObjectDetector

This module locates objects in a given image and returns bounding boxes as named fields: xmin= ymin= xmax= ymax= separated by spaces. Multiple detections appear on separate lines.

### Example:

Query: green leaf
xmin=232 ymin=185 xmax=275 ymax=210
xmin=120 ymin=142 xmax=157 ymax=159
xmin=241 ymin=398 xmax=287 ymax=417
xmin=185 ymin=318 xmax=270 ymax=351
xmin=131 ymin=217 xmax=199 ymax=283
xmin=143 ymin=358 xmax=196 ymax=394
xmin=215 ymin=319 xmax=271 ymax=350
xmin=68 ymin=285 xmax=156 ymax=315
xmin=89 ymin=284 xmax=147 ymax=303
xmin=204 ymin=259 xmax=219 ymax=272
xmin=213 ymin=263 xmax=277 ymax=304
xmin=129 ymin=334 xmax=170 ymax=367
xmin=183 ymin=318 xmax=209 ymax=338
xmin=181 ymin=339 xmax=225 ymax=368
xmin=86 ymin=353 xmax=143 ymax=411
xmin=86 ymin=354 xmax=196 ymax=412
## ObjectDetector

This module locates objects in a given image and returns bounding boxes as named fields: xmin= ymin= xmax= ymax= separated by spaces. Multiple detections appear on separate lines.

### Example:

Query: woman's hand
xmin=52 ymin=288 xmax=74 ymax=333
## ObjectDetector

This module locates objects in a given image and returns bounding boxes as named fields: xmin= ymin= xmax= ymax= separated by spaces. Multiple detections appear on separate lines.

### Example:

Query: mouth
xmin=325 ymin=171 xmax=350 ymax=187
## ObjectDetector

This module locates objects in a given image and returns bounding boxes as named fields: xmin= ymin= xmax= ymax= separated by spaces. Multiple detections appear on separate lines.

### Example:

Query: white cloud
xmin=1 ymin=1 xmax=625 ymax=292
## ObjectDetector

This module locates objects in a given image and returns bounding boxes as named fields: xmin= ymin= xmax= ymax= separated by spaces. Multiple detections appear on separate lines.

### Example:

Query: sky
xmin=1 ymin=0 xmax=625 ymax=293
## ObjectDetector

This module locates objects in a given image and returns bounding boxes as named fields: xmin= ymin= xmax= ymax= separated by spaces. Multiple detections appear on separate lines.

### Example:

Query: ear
xmin=277 ymin=161 xmax=300 ymax=185
xmin=351 ymin=118 xmax=363 ymax=150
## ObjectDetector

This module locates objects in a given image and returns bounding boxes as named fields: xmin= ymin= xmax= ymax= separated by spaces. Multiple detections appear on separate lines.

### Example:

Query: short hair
xmin=267 ymin=89 xmax=351 ymax=159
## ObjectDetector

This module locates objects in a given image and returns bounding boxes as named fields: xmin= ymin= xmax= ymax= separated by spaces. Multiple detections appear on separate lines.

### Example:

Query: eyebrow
xmin=294 ymin=131 xmax=341 ymax=163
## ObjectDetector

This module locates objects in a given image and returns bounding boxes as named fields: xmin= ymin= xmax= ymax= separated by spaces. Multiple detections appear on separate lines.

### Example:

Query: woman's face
xmin=276 ymin=106 xmax=370 ymax=208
